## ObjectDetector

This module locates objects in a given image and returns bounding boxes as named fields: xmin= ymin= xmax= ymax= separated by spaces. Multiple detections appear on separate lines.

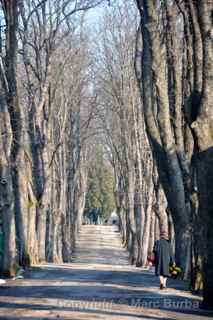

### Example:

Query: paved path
xmin=0 ymin=225 xmax=212 ymax=320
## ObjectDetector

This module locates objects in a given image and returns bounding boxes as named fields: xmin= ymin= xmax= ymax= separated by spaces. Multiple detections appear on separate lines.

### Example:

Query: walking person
xmin=153 ymin=230 xmax=175 ymax=290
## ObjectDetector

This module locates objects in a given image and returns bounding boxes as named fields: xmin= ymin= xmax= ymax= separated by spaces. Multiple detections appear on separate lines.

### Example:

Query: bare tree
xmin=136 ymin=0 xmax=213 ymax=308
xmin=93 ymin=3 xmax=163 ymax=267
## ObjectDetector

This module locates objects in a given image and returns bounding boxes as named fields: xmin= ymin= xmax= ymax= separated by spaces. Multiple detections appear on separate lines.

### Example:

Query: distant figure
xmin=92 ymin=208 xmax=99 ymax=225
xmin=153 ymin=230 xmax=175 ymax=289
xmin=107 ymin=211 xmax=119 ymax=226
xmin=85 ymin=208 xmax=99 ymax=225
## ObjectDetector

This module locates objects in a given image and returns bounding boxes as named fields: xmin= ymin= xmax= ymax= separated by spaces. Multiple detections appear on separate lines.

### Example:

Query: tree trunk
xmin=136 ymin=0 xmax=191 ymax=275
xmin=191 ymin=1 xmax=213 ymax=308
xmin=0 ymin=161 xmax=17 ymax=276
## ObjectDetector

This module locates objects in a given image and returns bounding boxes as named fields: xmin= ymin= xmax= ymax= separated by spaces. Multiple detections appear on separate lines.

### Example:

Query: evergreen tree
xmin=84 ymin=149 xmax=115 ymax=221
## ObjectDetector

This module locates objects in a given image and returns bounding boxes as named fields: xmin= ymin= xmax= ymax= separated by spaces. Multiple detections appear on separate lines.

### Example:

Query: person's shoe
xmin=0 ymin=279 xmax=6 ymax=285
xmin=160 ymin=284 xmax=164 ymax=290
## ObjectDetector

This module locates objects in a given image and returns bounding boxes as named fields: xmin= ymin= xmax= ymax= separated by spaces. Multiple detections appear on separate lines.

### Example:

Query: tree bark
xmin=191 ymin=0 xmax=213 ymax=309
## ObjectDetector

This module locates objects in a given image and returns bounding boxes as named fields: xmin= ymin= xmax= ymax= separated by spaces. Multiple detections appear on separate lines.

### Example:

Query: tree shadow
xmin=0 ymin=265 xmax=212 ymax=318
xmin=21 ymin=265 xmax=187 ymax=293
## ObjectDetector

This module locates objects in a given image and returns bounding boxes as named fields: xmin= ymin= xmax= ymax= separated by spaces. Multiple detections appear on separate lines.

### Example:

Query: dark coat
xmin=154 ymin=238 xmax=174 ymax=277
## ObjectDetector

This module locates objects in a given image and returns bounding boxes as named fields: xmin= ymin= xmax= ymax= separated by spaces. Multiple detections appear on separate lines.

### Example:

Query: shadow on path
xmin=0 ymin=265 xmax=212 ymax=319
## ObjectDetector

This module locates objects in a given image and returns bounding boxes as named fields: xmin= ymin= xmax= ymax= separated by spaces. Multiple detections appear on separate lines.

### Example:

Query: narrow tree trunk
xmin=0 ymin=162 xmax=17 ymax=276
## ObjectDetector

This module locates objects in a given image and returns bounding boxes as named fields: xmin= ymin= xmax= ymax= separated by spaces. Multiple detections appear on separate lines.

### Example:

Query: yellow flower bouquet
xmin=169 ymin=266 xmax=182 ymax=278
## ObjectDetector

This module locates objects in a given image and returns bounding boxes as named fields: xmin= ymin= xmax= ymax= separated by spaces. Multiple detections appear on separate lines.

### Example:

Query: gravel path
xmin=0 ymin=225 xmax=212 ymax=320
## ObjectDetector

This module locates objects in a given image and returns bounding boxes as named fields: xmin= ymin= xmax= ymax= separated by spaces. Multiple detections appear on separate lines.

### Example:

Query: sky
xmin=85 ymin=0 xmax=120 ymax=29
xmin=85 ymin=3 xmax=107 ymax=28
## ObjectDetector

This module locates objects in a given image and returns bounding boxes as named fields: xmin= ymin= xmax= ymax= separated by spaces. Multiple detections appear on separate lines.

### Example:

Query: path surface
xmin=0 ymin=225 xmax=212 ymax=320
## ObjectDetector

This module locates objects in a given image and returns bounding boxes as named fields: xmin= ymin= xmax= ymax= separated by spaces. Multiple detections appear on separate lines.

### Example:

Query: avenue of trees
xmin=0 ymin=0 xmax=101 ymax=272
xmin=0 ymin=0 xmax=212 ymax=310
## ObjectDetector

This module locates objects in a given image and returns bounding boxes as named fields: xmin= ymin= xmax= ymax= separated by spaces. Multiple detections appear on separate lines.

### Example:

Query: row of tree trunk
xmin=96 ymin=1 xmax=213 ymax=310
xmin=0 ymin=0 xmax=96 ymax=275
xmin=95 ymin=2 xmax=170 ymax=272
xmin=135 ymin=0 xmax=213 ymax=309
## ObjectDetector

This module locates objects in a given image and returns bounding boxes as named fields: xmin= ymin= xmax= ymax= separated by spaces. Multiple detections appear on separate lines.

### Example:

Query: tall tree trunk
xmin=136 ymin=0 xmax=191 ymax=275
xmin=0 ymin=141 xmax=16 ymax=276
xmin=0 ymin=0 xmax=26 ymax=274
xmin=191 ymin=0 xmax=213 ymax=309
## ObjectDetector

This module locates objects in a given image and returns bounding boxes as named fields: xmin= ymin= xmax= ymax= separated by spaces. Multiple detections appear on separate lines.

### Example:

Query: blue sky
xmin=86 ymin=3 xmax=106 ymax=27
